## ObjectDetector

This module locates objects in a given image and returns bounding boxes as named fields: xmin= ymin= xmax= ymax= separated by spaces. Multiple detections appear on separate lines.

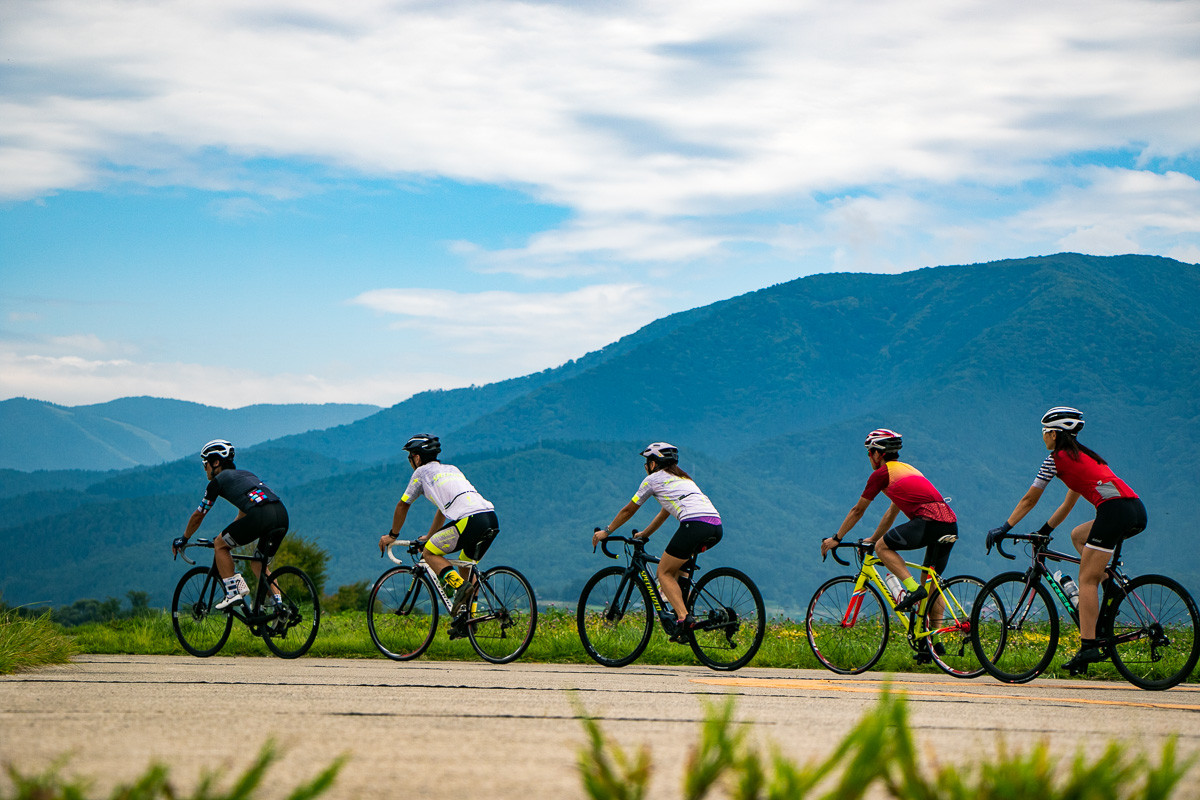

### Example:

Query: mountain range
xmin=2 ymin=253 xmax=1197 ymax=614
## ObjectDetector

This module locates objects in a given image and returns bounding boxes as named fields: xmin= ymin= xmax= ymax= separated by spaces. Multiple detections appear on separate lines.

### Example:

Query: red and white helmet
xmin=1041 ymin=407 xmax=1084 ymax=434
xmin=640 ymin=442 xmax=679 ymax=463
xmin=864 ymin=429 xmax=902 ymax=453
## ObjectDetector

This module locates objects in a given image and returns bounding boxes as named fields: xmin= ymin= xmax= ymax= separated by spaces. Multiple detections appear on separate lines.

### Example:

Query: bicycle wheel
xmin=806 ymin=576 xmax=889 ymax=675
xmin=687 ymin=567 xmax=765 ymax=671
xmin=467 ymin=566 xmax=538 ymax=664
xmin=970 ymin=571 xmax=1058 ymax=684
xmin=171 ymin=566 xmax=234 ymax=657
xmin=576 ymin=566 xmax=654 ymax=668
xmin=261 ymin=566 xmax=320 ymax=658
xmin=368 ymin=566 xmax=438 ymax=661
xmin=1106 ymin=574 xmax=1200 ymax=690
xmin=924 ymin=575 xmax=986 ymax=678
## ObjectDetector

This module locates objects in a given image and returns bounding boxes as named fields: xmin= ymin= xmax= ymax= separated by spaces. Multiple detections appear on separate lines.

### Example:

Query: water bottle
xmin=1054 ymin=570 xmax=1080 ymax=608
xmin=884 ymin=573 xmax=905 ymax=602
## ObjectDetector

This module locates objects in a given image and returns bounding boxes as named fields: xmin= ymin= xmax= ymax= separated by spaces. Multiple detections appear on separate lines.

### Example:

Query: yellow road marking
xmin=691 ymin=677 xmax=1200 ymax=712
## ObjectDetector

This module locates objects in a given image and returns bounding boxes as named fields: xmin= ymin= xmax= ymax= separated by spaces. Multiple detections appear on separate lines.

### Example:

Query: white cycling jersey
xmin=632 ymin=470 xmax=720 ymax=522
xmin=400 ymin=462 xmax=494 ymax=521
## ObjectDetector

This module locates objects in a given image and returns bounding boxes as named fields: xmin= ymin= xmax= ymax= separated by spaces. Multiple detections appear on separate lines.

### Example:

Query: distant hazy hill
xmin=0 ymin=397 xmax=381 ymax=471
xmin=2 ymin=253 xmax=1198 ymax=612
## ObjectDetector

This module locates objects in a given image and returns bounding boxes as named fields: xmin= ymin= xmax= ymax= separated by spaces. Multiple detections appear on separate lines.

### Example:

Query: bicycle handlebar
xmin=823 ymin=538 xmax=873 ymax=567
xmin=174 ymin=538 xmax=215 ymax=566
xmin=985 ymin=530 xmax=1051 ymax=561
xmin=385 ymin=540 xmax=423 ymax=565
xmin=594 ymin=531 xmax=646 ymax=559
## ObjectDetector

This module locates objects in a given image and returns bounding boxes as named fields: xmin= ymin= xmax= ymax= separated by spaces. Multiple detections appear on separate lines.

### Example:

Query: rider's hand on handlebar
xmin=820 ymin=536 xmax=840 ymax=560
xmin=985 ymin=524 xmax=1010 ymax=553
xmin=171 ymin=536 xmax=187 ymax=556
xmin=591 ymin=527 xmax=609 ymax=549
xmin=379 ymin=531 xmax=397 ymax=556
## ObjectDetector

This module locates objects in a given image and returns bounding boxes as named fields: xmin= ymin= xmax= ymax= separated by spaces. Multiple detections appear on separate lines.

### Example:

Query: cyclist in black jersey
xmin=172 ymin=439 xmax=289 ymax=610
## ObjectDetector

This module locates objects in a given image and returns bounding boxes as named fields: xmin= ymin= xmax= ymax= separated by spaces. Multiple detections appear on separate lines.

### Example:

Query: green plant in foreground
xmin=577 ymin=689 xmax=1194 ymax=800
xmin=2 ymin=739 xmax=344 ymax=800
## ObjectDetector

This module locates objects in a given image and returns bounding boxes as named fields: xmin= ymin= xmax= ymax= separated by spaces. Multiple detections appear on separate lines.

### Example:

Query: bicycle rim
xmin=1107 ymin=574 xmax=1200 ymax=690
xmin=925 ymin=575 xmax=986 ymax=678
xmin=369 ymin=566 xmax=438 ymax=660
xmin=468 ymin=566 xmax=538 ymax=664
xmin=261 ymin=566 xmax=320 ymax=658
xmin=971 ymin=572 xmax=1058 ymax=684
xmin=806 ymin=576 xmax=889 ymax=675
xmin=576 ymin=566 xmax=653 ymax=667
xmin=172 ymin=566 xmax=234 ymax=657
xmin=687 ymin=567 xmax=765 ymax=671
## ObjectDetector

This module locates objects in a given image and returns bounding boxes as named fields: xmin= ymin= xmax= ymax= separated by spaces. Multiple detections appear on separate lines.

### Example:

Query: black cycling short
xmin=219 ymin=502 xmax=288 ymax=557
xmin=882 ymin=518 xmax=957 ymax=576
xmin=426 ymin=510 xmax=500 ymax=563
xmin=664 ymin=519 xmax=722 ymax=560
xmin=1086 ymin=496 xmax=1146 ymax=552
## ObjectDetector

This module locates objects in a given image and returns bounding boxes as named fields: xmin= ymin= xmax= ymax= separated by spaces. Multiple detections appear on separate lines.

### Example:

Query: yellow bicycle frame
xmin=847 ymin=551 xmax=971 ymax=643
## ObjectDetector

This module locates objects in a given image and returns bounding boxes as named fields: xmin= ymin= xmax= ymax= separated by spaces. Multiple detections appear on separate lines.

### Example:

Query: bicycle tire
xmin=171 ymin=566 xmax=234 ymax=657
xmin=806 ymin=575 xmax=889 ymax=675
xmin=261 ymin=566 xmax=320 ymax=658
xmin=576 ymin=566 xmax=654 ymax=668
xmin=925 ymin=575 xmax=986 ymax=679
xmin=368 ymin=566 xmax=438 ymax=661
xmin=467 ymin=566 xmax=538 ymax=664
xmin=1106 ymin=574 xmax=1200 ymax=690
xmin=970 ymin=571 xmax=1059 ymax=684
xmin=685 ymin=567 xmax=765 ymax=671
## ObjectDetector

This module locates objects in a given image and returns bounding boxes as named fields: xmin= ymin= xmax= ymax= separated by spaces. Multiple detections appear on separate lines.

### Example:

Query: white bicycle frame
xmin=387 ymin=540 xmax=477 ymax=613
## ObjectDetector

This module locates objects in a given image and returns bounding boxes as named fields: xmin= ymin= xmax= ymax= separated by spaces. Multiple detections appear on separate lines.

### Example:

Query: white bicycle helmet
xmin=1041 ymin=407 xmax=1085 ymax=434
xmin=200 ymin=439 xmax=235 ymax=461
xmin=640 ymin=442 xmax=679 ymax=463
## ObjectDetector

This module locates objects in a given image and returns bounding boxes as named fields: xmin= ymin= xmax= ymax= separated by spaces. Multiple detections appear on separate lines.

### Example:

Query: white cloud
xmin=0 ymin=348 xmax=451 ymax=407
xmin=350 ymin=282 xmax=666 ymax=368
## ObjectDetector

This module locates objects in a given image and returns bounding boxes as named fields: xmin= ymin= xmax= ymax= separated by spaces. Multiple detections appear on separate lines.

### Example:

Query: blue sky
xmin=2 ymin=0 xmax=1198 ymax=408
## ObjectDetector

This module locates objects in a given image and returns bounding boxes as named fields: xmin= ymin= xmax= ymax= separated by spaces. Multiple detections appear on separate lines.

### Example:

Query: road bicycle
xmin=971 ymin=530 xmax=1200 ymax=690
xmin=171 ymin=536 xmax=320 ymax=658
xmin=805 ymin=540 xmax=987 ymax=677
xmin=368 ymin=540 xmax=537 ymax=664
xmin=576 ymin=533 xmax=765 ymax=671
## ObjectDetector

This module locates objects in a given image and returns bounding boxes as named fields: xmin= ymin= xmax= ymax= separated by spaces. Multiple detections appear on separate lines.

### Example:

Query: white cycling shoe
xmin=215 ymin=575 xmax=250 ymax=610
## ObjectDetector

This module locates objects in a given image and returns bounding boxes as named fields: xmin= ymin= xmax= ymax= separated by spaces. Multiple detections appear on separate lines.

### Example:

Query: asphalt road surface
xmin=3 ymin=656 xmax=1200 ymax=799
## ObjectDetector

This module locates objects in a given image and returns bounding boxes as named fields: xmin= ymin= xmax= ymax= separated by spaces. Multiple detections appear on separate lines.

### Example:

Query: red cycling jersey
xmin=1032 ymin=451 xmax=1138 ymax=508
xmin=862 ymin=461 xmax=957 ymax=523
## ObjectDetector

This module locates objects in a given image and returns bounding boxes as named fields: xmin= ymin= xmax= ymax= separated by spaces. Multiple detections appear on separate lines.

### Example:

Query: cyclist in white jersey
xmin=592 ymin=442 xmax=723 ymax=642
xmin=379 ymin=434 xmax=499 ymax=634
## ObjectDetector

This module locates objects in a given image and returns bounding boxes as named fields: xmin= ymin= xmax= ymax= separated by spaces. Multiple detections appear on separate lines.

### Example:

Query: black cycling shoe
xmin=669 ymin=614 xmax=697 ymax=644
xmin=1063 ymin=646 xmax=1107 ymax=675
xmin=914 ymin=641 xmax=945 ymax=665
xmin=894 ymin=585 xmax=927 ymax=613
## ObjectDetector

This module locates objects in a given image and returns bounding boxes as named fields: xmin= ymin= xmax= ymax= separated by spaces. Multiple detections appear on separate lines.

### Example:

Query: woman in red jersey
xmin=988 ymin=407 xmax=1146 ymax=673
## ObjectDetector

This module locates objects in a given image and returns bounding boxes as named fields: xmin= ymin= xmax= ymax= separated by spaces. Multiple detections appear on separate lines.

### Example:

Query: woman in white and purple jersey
xmin=591 ymin=442 xmax=722 ymax=642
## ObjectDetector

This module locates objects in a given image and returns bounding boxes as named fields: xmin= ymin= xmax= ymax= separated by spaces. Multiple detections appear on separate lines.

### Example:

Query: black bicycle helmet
xmin=1041 ymin=406 xmax=1084 ymax=434
xmin=403 ymin=433 xmax=442 ymax=456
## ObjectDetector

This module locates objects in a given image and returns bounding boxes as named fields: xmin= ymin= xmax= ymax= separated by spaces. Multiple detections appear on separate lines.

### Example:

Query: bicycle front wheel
xmin=687 ymin=567 xmax=765 ymax=671
xmin=468 ymin=566 xmax=538 ymax=664
xmin=806 ymin=576 xmax=889 ymax=674
xmin=925 ymin=575 xmax=986 ymax=678
xmin=172 ymin=566 xmax=234 ymax=657
xmin=1107 ymin=574 xmax=1200 ymax=691
xmin=261 ymin=566 xmax=320 ymax=658
xmin=576 ymin=566 xmax=653 ymax=667
xmin=971 ymin=571 xmax=1058 ymax=684
xmin=369 ymin=566 xmax=438 ymax=660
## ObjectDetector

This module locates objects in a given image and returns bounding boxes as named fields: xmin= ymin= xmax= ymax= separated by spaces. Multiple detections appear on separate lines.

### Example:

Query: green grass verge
xmin=62 ymin=606 xmax=1195 ymax=682
xmin=0 ymin=610 xmax=77 ymax=675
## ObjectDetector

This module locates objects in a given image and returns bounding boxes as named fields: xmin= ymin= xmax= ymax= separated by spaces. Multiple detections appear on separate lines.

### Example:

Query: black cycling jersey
xmin=199 ymin=469 xmax=281 ymax=515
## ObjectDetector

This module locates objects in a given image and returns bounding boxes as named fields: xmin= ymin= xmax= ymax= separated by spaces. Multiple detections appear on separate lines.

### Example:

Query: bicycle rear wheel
xmin=468 ymin=566 xmax=538 ymax=664
xmin=687 ymin=567 xmax=765 ymax=671
xmin=1106 ymin=574 xmax=1200 ymax=691
xmin=368 ymin=566 xmax=438 ymax=660
xmin=172 ymin=566 xmax=234 ymax=657
xmin=970 ymin=571 xmax=1058 ymax=684
xmin=576 ymin=566 xmax=653 ymax=667
xmin=261 ymin=566 xmax=320 ymax=658
xmin=806 ymin=575 xmax=889 ymax=674
xmin=925 ymin=575 xmax=986 ymax=678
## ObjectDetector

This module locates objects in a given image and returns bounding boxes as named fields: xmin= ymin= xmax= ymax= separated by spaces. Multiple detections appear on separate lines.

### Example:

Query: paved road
xmin=3 ymin=656 xmax=1199 ymax=799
